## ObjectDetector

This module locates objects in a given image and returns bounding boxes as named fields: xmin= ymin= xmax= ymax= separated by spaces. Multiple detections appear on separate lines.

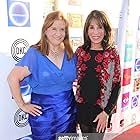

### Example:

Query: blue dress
xmin=16 ymin=47 xmax=77 ymax=140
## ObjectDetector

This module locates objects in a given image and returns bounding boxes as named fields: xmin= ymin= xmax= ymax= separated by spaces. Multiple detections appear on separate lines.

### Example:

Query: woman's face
xmin=45 ymin=20 xmax=66 ymax=47
xmin=88 ymin=19 xmax=105 ymax=47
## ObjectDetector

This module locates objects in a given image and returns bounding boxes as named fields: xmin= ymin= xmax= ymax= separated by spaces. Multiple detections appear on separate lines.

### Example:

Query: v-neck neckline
xmin=45 ymin=51 xmax=66 ymax=71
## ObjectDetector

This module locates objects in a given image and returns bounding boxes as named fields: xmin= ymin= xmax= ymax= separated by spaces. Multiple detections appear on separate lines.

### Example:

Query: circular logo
xmin=131 ymin=95 xmax=139 ymax=108
xmin=11 ymin=38 xmax=29 ymax=62
xmin=122 ymin=96 xmax=129 ymax=104
xmin=9 ymin=1 xmax=29 ymax=27
xmin=135 ymin=59 xmax=140 ymax=71
xmin=14 ymin=108 xmax=29 ymax=127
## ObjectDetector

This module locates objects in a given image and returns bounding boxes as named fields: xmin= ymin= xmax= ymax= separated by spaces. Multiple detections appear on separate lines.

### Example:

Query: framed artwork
xmin=67 ymin=13 xmax=83 ymax=28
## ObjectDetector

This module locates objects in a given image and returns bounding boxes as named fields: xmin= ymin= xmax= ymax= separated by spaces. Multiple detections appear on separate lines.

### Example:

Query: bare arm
xmin=7 ymin=66 xmax=30 ymax=107
xmin=7 ymin=66 xmax=42 ymax=116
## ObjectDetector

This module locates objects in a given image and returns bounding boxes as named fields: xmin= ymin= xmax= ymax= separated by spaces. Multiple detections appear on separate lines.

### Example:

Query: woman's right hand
xmin=20 ymin=103 xmax=42 ymax=116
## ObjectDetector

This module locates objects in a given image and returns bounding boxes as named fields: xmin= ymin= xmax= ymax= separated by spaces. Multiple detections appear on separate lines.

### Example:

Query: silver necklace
xmin=49 ymin=48 xmax=61 ymax=59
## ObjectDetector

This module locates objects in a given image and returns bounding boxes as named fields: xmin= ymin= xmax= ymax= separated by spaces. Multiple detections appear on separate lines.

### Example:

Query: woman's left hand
xmin=93 ymin=111 xmax=108 ymax=133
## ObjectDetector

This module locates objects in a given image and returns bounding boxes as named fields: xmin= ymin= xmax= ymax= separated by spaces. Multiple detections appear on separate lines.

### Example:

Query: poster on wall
xmin=43 ymin=0 xmax=56 ymax=18
xmin=70 ymin=36 xmax=83 ymax=51
xmin=133 ymin=77 xmax=140 ymax=92
xmin=67 ymin=13 xmax=83 ymax=28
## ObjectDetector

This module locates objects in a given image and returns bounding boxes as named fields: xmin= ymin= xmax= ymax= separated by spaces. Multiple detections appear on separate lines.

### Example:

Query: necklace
xmin=49 ymin=48 xmax=61 ymax=59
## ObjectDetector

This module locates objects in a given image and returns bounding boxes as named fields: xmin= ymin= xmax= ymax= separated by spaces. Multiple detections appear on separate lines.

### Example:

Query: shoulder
xmin=27 ymin=45 xmax=38 ymax=53
xmin=26 ymin=46 xmax=41 ymax=57
xmin=106 ymin=46 xmax=120 ymax=55
xmin=75 ymin=46 xmax=85 ymax=56
xmin=22 ymin=46 xmax=41 ymax=61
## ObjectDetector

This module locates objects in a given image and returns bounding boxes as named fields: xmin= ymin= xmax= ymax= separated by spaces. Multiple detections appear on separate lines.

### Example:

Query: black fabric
xmin=77 ymin=50 xmax=104 ymax=126
xmin=77 ymin=103 xmax=103 ymax=126
xmin=79 ymin=50 xmax=103 ymax=104
xmin=104 ymin=82 xmax=121 ymax=115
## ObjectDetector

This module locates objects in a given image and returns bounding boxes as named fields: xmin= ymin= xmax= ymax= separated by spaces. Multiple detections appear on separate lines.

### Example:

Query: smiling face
xmin=88 ymin=19 xmax=105 ymax=48
xmin=45 ymin=20 xmax=66 ymax=48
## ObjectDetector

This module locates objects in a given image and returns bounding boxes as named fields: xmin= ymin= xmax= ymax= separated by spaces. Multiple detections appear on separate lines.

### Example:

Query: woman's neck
xmin=90 ymin=45 xmax=103 ymax=50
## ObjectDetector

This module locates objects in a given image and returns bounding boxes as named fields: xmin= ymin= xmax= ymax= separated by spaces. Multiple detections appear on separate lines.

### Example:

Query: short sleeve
xmin=15 ymin=47 xmax=38 ymax=74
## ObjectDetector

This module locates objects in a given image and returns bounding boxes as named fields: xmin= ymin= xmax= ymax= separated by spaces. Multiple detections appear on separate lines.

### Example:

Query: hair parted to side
xmin=33 ymin=10 xmax=73 ymax=60
xmin=83 ymin=10 xmax=114 ymax=50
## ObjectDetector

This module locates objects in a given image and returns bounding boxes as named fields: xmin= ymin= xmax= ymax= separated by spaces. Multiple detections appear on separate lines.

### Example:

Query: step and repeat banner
xmin=0 ymin=0 xmax=44 ymax=139
xmin=0 ymin=0 xmax=140 ymax=140
xmin=104 ymin=0 xmax=140 ymax=139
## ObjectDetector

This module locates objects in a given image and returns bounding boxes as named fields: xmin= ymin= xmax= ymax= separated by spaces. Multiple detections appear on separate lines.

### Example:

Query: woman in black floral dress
xmin=75 ymin=10 xmax=121 ymax=139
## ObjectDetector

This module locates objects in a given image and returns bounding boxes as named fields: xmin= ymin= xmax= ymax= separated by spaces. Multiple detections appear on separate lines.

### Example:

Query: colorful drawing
xmin=121 ymin=92 xmax=129 ymax=111
xmin=122 ymin=68 xmax=131 ymax=86
xmin=70 ymin=36 xmax=83 ymax=51
xmin=67 ymin=13 xmax=83 ymax=28
xmin=124 ymin=44 xmax=132 ymax=62
xmin=133 ymin=77 xmax=140 ymax=92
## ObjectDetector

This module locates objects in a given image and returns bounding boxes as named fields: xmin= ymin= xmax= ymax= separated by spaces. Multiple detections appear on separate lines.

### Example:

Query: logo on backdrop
xmin=121 ymin=92 xmax=129 ymax=111
xmin=122 ymin=68 xmax=131 ymax=86
xmin=11 ymin=38 xmax=29 ymax=62
xmin=7 ymin=0 xmax=30 ymax=27
xmin=124 ymin=44 xmax=132 ymax=62
xmin=14 ymin=108 xmax=29 ymax=127
xmin=131 ymin=95 xmax=139 ymax=109
xmin=133 ymin=77 xmax=140 ymax=92
xmin=135 ymin=58 xmax=140 ymax=72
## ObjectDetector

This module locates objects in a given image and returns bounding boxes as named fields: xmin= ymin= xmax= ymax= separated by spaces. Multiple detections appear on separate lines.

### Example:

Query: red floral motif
xmin=95 ymin=65 xmax=102 ymax=72
xmin=95 ymin=53 xmax=104 ymax=63
xmin=76 ymin=47 xmax=121 ymax=109
xmin=96 ymin=99 xmax=101 ymax=105
xmin=83 ymin=53 xmax=91 ymax=61
xmin=80 ymin=51 xmax=86 ymax=57
xmin=103 ymin=51 xmax=109 ymax=58
xmin=77 ymin=96 xmax=84 ymax=103
xmin=102 ymin=62 xmax=108 ymax=68
xmin=104 ymin=71 xmax=110 ymax=80
xmin=81 ymin=64 xmax=87 ymax=71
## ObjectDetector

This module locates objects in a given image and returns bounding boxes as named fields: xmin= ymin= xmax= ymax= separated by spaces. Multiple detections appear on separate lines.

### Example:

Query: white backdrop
xmin=0 ymin=0 xmax=44 ymax=139
xmin=1 ymin=0 xmax=140 ymax=140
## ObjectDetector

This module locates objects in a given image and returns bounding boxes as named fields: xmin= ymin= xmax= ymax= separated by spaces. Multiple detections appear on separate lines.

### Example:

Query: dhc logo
xmin=11 ymin=38 xmax=29 ymax=62
xmin=14 ymin=108 xmax=29 ymax=127
xmin=135 ymin=58 xmax=140 ymax=72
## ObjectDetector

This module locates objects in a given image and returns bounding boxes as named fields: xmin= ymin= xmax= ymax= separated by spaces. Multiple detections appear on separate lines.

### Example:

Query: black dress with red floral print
xmin=75 ymin=46 xmax=121 ymax=126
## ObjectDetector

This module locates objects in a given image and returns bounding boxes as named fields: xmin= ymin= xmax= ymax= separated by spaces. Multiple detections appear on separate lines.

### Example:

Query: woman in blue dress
xmin=7 ymin=11 xmax=77 ymax=140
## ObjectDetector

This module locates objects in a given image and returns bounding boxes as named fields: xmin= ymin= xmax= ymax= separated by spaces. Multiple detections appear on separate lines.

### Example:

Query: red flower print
xmin=80 ymin=51 xmax=86 ymax=57
xmin=103 ymin=51 xmax=109 ymax=58
xmin=104 ymin=72 xmax=110 ymax=80
xmin=95 ymin=65 xmax=102 ymax=72
xmin=81 ymin=64 xmax=87 ymax=71
xmin=84 ymin=53 xmax=91 ymax=61
xmin=95 ymin=53 xmax=103 ymax=63
xmin=102 ymin=62 xmax=108 ymax=68
xmin=76 ymin=47 xmax=82 ymax=55
xmin=77 ymin=96 xmax=84 ymax=103
xmin=96 ymin=99 xmax=101 ymax=105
